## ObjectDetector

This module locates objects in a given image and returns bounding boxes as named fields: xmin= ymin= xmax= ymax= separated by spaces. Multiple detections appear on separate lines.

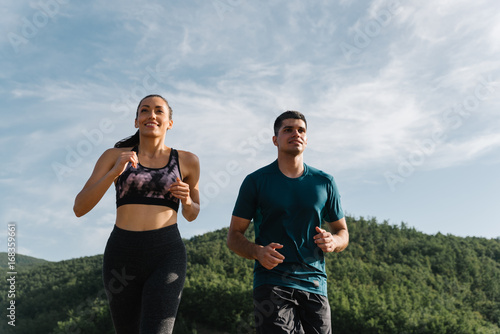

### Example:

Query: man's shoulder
xmin=247 ymin=160 xmax=278 ymax=178
xmin=305 ymin=164 xmax=335 ymax=182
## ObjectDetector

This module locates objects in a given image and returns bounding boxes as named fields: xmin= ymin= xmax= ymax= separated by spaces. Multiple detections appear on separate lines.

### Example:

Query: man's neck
xmin=277 ymin=153 xmax=304 ymax=178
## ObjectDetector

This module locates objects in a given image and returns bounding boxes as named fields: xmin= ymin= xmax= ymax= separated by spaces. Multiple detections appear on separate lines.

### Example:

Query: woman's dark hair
xmin=114 ymin=130 xmax=140 ymax=148
xmin=114 ymin=94 xmax=173 ymax=148
xmin=273 ymin=110 xmax=307 ymax=136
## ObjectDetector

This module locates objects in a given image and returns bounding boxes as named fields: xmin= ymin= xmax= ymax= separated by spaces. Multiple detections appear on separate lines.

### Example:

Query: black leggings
xmin=103 ymin=224 xmax=187 ymax=334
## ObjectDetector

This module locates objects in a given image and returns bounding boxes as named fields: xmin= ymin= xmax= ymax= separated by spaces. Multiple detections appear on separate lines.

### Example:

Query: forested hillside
xmin=1 ymin=216 xmax=499 ymax=334
xmin=0 ymin=253 xmax=49 ymax=270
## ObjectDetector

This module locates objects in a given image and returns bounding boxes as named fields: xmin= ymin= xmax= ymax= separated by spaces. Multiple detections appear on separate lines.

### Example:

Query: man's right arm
xmin=227 ymin=215 xmax=284 ymax=270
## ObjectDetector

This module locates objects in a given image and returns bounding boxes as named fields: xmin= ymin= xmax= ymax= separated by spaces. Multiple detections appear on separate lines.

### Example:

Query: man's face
xmin=273 ymin=118 xmax=308 ymax=155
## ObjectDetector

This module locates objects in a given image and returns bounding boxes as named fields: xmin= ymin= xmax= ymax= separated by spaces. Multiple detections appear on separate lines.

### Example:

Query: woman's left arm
xmin=170 ymin=151 xmax=200 ymax=222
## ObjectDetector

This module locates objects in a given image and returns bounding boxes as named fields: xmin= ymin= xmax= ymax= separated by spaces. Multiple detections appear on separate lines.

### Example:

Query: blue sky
xmin=1 ymin=0 xmax=499 ymax=262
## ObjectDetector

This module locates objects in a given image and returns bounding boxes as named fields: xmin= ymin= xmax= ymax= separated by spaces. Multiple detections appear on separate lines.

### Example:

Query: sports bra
xmin=115 ymin=146 xmax=182 ymax=211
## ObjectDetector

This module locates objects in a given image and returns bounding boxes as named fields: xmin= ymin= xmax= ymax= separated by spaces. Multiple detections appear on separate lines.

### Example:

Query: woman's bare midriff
xmin=115 ymin=205 xmax=178 ymax=231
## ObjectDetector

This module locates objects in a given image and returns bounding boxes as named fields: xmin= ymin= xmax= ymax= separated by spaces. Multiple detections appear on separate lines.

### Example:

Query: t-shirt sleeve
xmin=232 ymin=174 xmax=258 ymax=220
xmin=323 ymin=177 xmax=344 ymax=222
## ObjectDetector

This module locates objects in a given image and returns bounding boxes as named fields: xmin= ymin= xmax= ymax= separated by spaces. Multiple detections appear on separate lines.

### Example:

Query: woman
xmin=73 ymin=94 xmax=200 ymax=333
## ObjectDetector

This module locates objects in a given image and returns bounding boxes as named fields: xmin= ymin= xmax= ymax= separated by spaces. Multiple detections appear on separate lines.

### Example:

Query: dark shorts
xmin=253 ymin=284 xmax=332 ymax=334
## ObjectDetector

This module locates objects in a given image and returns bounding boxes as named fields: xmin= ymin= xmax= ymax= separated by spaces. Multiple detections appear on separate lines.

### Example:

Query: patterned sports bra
xmin=115 ymin=146 xmax=181 ymax=211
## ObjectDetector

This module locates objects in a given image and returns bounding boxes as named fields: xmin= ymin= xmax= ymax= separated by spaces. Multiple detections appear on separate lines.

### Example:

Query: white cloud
xmin=426 ymin=133 xmax=500 ymax=170
xmin=2 ymin=0 xmax=500 ymax=261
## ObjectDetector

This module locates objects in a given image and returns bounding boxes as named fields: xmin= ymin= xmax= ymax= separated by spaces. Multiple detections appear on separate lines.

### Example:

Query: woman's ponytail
xmin=114 ymin=130 xmax=139 ymax=148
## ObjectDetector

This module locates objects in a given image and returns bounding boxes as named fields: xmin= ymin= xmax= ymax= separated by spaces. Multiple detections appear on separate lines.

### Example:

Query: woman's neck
xmin=138 ymin=137 xmax=167 ymax=158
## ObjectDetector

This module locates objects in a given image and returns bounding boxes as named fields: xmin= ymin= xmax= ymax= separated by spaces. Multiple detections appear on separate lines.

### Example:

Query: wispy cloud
xmin=2 ymin=0 xmax=500 ymax=260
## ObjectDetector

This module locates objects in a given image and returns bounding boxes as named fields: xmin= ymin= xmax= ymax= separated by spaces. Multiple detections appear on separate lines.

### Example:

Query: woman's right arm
xmin=73 ymin=148 xmax=137 ymax=217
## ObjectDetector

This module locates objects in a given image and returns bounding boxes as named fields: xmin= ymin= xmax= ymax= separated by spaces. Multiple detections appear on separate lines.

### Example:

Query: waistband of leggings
xmin=109 ymin=223 xmax=181 ymax=246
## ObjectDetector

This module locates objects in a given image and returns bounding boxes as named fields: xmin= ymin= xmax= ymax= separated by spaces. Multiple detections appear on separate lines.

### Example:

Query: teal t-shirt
xmin=232 ymin=160 xmax=344 ymax=296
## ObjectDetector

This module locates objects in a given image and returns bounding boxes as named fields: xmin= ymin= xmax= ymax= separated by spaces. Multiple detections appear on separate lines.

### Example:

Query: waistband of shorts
xmin=109 ymin=224 xmax=181 ymax=246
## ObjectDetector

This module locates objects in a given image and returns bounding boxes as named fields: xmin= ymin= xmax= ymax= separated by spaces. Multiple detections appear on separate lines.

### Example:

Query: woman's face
xmin=135 ymin=96 xmax=173 ymax=136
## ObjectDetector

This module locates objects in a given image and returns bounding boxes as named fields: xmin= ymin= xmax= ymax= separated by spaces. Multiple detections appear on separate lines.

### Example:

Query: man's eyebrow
xmin=282 ymin=125 xmax=306 ymax=130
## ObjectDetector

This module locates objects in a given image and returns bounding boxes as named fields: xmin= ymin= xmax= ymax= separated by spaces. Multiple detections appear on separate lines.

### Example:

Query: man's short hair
xmin=274 ymin=111 xmax=307 ymax=136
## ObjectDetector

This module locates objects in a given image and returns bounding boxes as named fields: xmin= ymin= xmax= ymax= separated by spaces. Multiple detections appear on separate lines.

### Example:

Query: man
xmin=227 ymin=111 xmax=349 ymax=333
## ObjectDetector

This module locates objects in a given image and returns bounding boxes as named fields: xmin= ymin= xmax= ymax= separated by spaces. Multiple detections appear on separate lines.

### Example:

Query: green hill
xmin=1 ymin=216 xmax=499 ymax=334
xmin=0 ymin=252 xmax=50 ymax=270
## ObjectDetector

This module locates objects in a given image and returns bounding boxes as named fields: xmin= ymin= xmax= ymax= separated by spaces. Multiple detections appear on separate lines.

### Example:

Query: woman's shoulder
xmin=176 ymin=149 xmax=200 ymax=169
xmin=99 ymin=146 xmax=133 ymax=161
xmin=103 ymin=146 xmax=133 ymax=155
xmin=176 ymin=149 xmax=198 ymax=161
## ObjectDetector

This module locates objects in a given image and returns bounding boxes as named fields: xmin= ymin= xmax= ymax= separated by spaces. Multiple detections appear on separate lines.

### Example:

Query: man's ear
xmin=272 ymin=135 xmax=278 ymax=147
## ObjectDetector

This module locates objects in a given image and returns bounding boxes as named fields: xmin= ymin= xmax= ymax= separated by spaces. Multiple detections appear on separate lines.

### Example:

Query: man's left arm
xmin=313 ymin=217 xmax=349 ymax=253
